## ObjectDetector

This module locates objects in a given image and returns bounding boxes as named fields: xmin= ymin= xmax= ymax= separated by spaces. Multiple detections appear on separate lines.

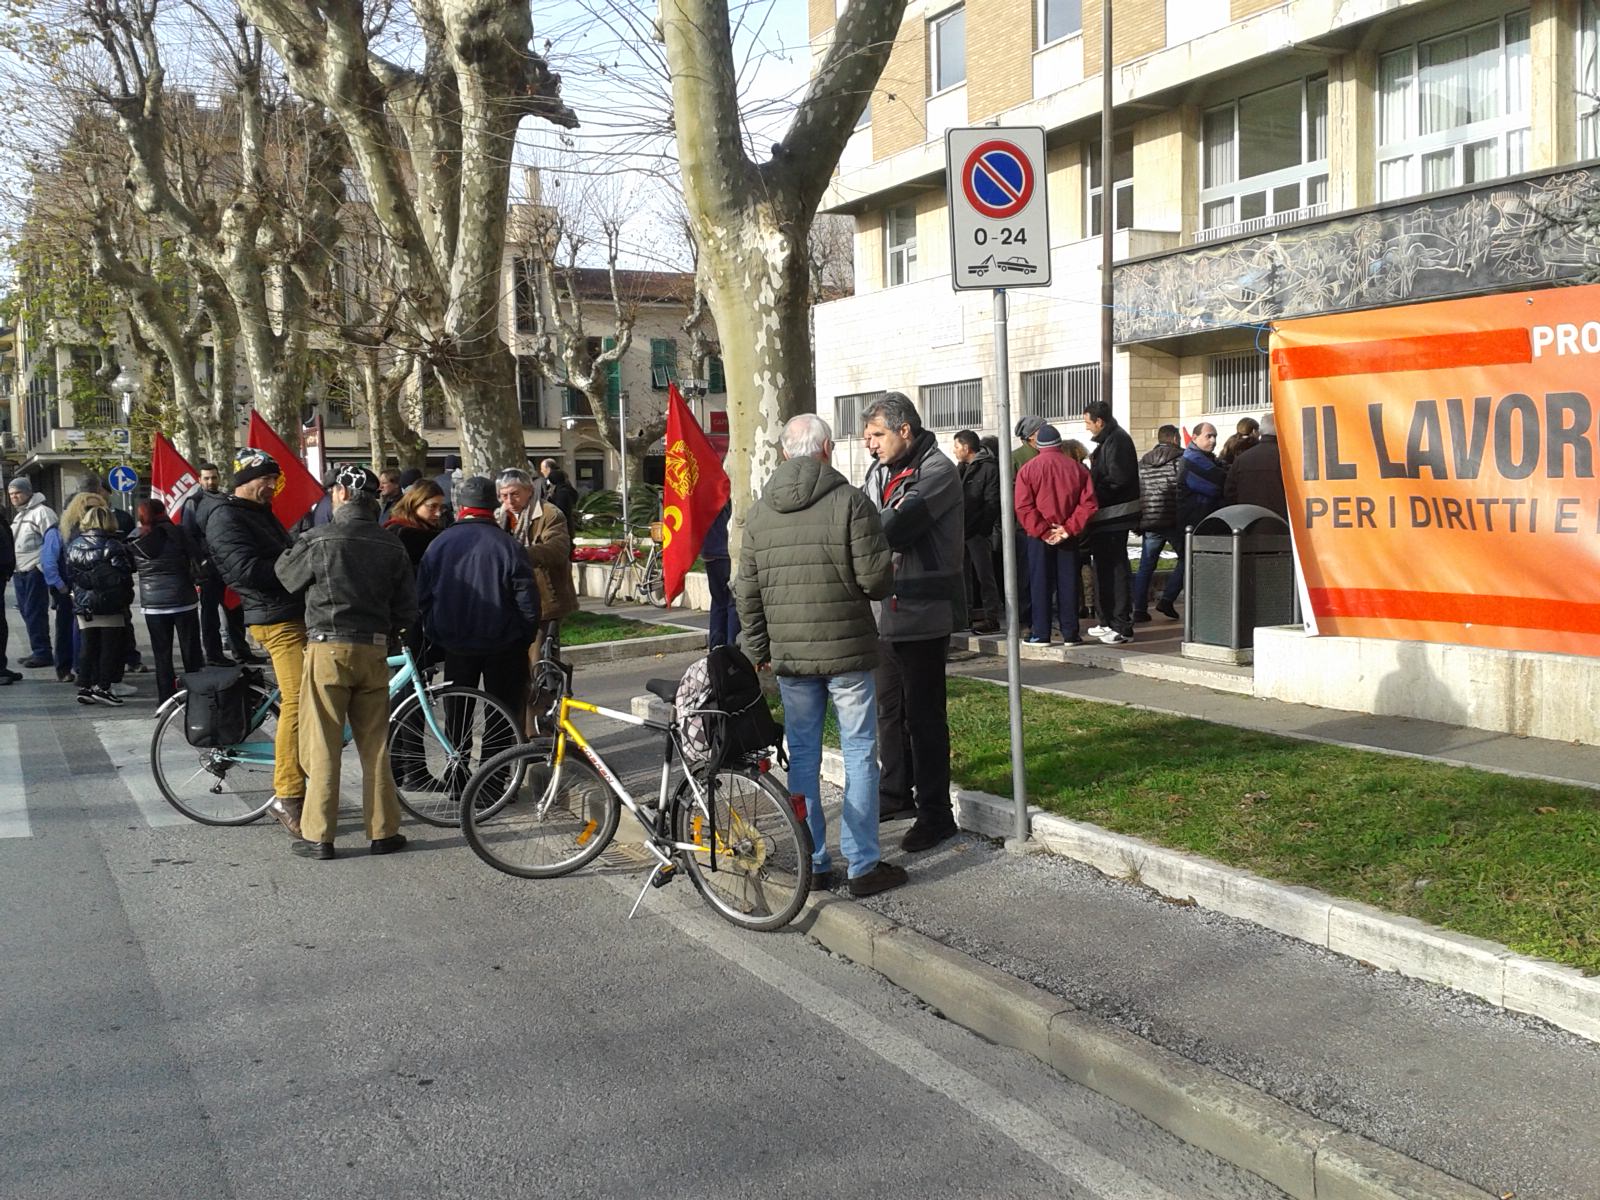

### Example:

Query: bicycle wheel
xmin=604 ymin=553 xmax=628 ymax=606
xmin=672 ymin=766 xmax=811 ymax=932
xmin=643 ymin=554 xmax=666 ymax=607
xmin=388 ymin=685 xmax=525 ymax=826
xmin=462 ymin=750 xmax=620 ymax=879
xmin=149 ymin=685 xmax=280 ymax=826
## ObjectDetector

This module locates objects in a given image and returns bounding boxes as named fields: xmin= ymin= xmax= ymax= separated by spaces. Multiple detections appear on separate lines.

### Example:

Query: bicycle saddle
xmin=645 ymin=678 xmax=678 ymax=703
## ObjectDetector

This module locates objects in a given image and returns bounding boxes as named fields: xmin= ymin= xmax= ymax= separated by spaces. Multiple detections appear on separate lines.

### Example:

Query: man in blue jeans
xmin=735 ymin=413 xmax=905 ymax=897
xmin=8 ymin=478 xmax=57 ymax=667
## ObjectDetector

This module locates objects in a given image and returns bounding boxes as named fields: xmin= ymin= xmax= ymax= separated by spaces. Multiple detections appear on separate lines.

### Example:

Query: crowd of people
xmin=1 ymin=400 xmax=1283 ymax=884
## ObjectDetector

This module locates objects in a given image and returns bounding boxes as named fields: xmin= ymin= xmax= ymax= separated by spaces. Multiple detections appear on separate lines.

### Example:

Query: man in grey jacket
xmin=737 ymin=415 xmax=905 ymax=897
xmin=275 ymin=465 xmax=417 ymax=859
xmin=861 ymin=392 xmax=966 ymax=853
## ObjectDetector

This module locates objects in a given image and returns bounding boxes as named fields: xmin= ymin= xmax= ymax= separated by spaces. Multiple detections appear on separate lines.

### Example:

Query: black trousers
xmin=874 ymin=636 xmax=952 ymax=825
xmin=146 ymin=610 xmax=204 ymax=703
xmin=78 ymin=623 xmax=128 ymax=690
xmin=199 ymin=574 xmax=250 ymax=663
xmin=1088 ymin=528 xmax=1134 ymax=637
xmin=443 ymin=644 xmax=530 ymax=760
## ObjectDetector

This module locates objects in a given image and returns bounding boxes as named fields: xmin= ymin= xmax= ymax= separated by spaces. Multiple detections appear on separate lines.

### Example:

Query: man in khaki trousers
xmin=275 ymin=465 xmax=417 ymax=860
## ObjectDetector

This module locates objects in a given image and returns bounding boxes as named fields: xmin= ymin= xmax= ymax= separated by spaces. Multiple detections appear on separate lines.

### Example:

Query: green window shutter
xmin=708 ymin=355 xmax=726 ymax=393
xmin=602 ymin=337 xmax=620 ymax=411
xmin=649 ymin=337 xmax=678 ymax=390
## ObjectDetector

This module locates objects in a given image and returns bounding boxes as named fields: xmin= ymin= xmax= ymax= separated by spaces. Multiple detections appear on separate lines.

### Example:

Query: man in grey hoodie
xmin=737 ymin=414 xmax=904 ymax=897
xmin=861 ymin=392 xmax=966 ymax=853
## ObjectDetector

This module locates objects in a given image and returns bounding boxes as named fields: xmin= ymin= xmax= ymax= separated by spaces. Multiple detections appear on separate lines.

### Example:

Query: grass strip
xmin=563 ymin=610 xmax=681 ymax=646
xmin=790 ymin=677 xmax=1600 ymax=974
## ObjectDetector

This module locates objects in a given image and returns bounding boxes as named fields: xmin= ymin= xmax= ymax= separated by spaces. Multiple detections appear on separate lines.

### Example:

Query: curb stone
xmin=815 ymin=740 xmax=1600 ymax=1046
xmin=565 ymin=630 xmax=704 ymax=665
xmin=792 ymin=889 xmax=1492 ymax=1200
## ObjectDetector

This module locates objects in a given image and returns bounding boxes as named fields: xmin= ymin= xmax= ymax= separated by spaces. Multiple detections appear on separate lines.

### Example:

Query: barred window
xmin=919 ymin=378 xmax=983 ymax=429
xmin=833 ymin=391 xmax=881 ymax=438
xmin=1206 ymin=351 xmax=1268 ymax=413
xmin=1021 ymin=364 xmax=1099 ymax=422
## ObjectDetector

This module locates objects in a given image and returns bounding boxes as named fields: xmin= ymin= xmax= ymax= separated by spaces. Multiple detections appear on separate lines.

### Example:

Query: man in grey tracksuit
xmin=861 ymin=392 xmax=966 ymax=854
xmin=737 ymin=414 xmax=905 ymax=898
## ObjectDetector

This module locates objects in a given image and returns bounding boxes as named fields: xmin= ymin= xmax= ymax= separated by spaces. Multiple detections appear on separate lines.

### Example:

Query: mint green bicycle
xmin=148 ymin=645 xmax=524 ymax=827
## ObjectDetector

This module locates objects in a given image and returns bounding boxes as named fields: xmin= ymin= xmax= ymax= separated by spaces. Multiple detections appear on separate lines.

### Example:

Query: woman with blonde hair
xmin=63 ymin=505 xmax=134 ymax=705
xmin=40 ymin=492 xmax=108 ymax=683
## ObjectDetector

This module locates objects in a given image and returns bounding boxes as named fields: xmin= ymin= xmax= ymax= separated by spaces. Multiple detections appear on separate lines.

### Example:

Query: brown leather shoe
xmin=268 ymin=796 xmax=303 ymax=838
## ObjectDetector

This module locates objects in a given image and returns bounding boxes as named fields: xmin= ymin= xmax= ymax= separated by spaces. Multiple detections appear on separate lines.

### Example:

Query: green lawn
xmin=796 ymin=677 xmax=1600 ymax=973
xmin=562 ymin=610 xmax=680 ymax=646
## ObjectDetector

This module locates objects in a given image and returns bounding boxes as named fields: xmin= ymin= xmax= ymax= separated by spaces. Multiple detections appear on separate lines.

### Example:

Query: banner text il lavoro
xmin=1270 ymin=284 xmax=1600 ymax=656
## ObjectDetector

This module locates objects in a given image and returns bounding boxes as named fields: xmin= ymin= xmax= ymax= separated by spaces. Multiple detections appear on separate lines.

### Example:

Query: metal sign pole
xmin=992 ymin=287 xmax=1029 ymax=846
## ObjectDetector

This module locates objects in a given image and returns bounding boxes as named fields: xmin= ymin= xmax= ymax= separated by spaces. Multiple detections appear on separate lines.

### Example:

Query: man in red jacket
xmin=1014 ymin=424 xmax=1099 ymax=646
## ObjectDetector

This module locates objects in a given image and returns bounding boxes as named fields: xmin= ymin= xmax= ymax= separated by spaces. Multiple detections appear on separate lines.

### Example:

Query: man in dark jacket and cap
xmin=1223 ymin=411 xmax=1288 ymax=519
xmin=1082 ymin=400 xmax=1142 ymax=644
xmin=1132 ymin=425 xmax=1185 ymax=622
xmin=861 ymin=392 xmax=966 ymax=853
xmin=952 ymin=429 xmax=1002 ymax=634
xmin=276 ymin=464 xmax=418 ymax=859
xmin=738 ymin=413 xmax=903 ymax=897
xmin=416 ymin=476 xmax=539 ymax=727
xmin=206 ymin=449 xmax=308 ymax=832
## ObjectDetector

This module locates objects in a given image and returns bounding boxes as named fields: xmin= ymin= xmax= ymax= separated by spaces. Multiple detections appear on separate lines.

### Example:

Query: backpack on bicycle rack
xmin=182 ymin=666 xmax=256 ymax=748
xmin=674 ymin=645 xmax=785 ymax=778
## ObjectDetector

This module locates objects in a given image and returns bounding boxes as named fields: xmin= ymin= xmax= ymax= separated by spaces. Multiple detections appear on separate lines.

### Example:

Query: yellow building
xmin=811 ymin=0 xmax=1600 ymax=456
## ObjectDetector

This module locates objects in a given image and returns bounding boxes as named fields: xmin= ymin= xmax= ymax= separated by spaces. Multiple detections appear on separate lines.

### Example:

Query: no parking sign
xmin=945 ymin=127 xmax=1051 ymax=291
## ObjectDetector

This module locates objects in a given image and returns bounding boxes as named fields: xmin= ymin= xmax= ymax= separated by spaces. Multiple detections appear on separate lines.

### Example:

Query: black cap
xmin=456 ymin=475 xmax=496 ymax=510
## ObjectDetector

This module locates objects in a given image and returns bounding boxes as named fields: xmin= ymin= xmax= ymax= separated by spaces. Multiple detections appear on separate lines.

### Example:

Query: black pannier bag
xmin=183 ymin=666 xmax=254 ymax=748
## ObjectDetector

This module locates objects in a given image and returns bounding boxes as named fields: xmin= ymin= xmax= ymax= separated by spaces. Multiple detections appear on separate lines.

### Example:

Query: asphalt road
xmin=0 ymin=640 xmax=1283 ymax=1200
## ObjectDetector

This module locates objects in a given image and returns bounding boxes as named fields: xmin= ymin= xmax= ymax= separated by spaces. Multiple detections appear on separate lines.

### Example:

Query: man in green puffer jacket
xmin=736 ymin=414 xmax=906 ymax=898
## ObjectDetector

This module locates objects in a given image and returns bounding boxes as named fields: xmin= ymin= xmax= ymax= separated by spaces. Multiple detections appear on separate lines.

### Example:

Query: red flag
xmin=151 ymin=433 xmax=201 ymax=522
xmin=661 ymin=383 xmax=730 ymax=605
xmin=247 ymin=410 xmax=324 ymax=528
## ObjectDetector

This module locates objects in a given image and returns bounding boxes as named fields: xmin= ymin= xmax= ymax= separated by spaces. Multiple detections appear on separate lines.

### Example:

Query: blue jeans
xmin=13 ymin=569 xmax=51 ymax=659
xmin=778 ymin=671 xmax=880 ymax=879
xmin=1133 ymin=529 xmax=1184 ymax=613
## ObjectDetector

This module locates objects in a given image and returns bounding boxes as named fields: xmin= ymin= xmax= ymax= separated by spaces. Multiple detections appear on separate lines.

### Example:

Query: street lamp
xmin=111 ymin=363 xmax=136 ymax=425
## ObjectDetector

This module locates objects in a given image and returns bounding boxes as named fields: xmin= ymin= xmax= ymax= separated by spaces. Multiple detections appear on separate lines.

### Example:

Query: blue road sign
xmin=108 ymin=465 xmax=138 ymax=494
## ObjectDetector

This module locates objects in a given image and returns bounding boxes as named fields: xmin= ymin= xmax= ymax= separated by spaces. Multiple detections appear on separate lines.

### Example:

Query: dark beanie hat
xmin=1034 ymin=424 xmax=1062 ymax=448
xmin=443 ymin=454 xmax=462 ymax=470
xmin=455 ymin=475 xmax=496 ymax=510
xmin=398 ymin=468 xmax=423 ymax=489
xmin=232 ymin=448 xmax=281 ymax=487
xmin=334 ymin=463 xmax=380 ymax=498
xmin=1014 ymin=415 xmax=1046 ymax=440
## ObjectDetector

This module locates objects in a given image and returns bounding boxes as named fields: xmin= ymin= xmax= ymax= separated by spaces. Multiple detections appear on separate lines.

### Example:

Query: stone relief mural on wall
xmin=1114 ymin=168 xmax=1600 ymax=344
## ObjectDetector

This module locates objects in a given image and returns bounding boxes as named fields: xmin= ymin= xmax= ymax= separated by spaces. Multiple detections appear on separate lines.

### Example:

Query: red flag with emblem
xmin=150 ymin=433 xmax=201 ymax=522
xmin=661 ymin=383 xmax=730 ymax=605
xmin=247 ymin=410 xmax=324 ymax=528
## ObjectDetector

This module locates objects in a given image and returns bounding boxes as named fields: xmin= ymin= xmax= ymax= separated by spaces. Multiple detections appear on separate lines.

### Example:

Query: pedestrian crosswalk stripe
xmin=0 ymin=725 xmax=29 ymax=839
xmin=93 ymin=719 xmax=191 ymax=828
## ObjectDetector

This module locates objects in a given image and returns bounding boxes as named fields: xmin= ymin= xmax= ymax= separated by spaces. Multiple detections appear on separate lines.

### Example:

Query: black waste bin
xmin=1184 ymin=505 xmax=1296 ymax=650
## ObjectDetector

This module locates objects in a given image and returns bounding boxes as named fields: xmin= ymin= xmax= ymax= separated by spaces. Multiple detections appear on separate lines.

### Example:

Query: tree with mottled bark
xmin=235 ymin=0 xmax=577 ymax=472
xmin=79 ymin=0 xmax=337 ymax=436
xmin=658 ymin=0 xmax=907 ymax=511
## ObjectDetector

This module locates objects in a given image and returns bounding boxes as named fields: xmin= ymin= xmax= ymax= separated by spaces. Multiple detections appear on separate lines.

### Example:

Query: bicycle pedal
xmin=649 ymin=864 xmax=677 ymax=888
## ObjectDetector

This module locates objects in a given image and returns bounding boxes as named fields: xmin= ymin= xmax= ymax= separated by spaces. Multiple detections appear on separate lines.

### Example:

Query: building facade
xmin=811 ymin=0 xmax=1600 ymax=456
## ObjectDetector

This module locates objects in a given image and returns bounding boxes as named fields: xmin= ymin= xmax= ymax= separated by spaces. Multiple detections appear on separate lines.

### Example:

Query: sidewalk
xmin=614 ymin=621 xmax=1598 ymax=1198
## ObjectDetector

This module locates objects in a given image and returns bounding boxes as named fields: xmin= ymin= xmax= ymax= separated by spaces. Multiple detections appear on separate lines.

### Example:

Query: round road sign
xmin=961 ymin=140 xmax=1036 ymax=220
xmin=108 ymin=465 xmax=138 ymax=494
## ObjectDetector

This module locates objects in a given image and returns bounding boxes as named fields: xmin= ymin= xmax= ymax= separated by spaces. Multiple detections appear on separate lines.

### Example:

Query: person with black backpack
xmin=63 ymin=506 xmax=135 ymax=706
xmin=736 ymin=413 xmax=906 ymax=898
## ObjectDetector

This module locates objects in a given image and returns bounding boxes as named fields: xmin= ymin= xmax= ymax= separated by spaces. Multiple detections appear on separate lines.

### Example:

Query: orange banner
xmin=1271 ymin=283 xmax=1600 ymax=657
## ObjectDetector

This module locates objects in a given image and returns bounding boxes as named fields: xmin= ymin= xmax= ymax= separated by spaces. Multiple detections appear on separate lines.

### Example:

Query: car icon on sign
xmin=997 ymin=257 xmax=1037 ymax=275
xmin=971 ymin=255 xmax=994 ymax=276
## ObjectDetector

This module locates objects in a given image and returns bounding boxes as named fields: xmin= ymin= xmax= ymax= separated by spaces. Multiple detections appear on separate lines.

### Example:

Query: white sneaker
xmin=1098 ymin=631 xmax=1132 ymax=645
xmin=1086 ymin=625 xmax=1113 ymax=639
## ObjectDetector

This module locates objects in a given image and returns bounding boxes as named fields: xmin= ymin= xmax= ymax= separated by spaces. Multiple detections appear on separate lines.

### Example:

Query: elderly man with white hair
xmin=8 ymin=477 xmax=58 ymax=667
xmin=735 ymin=413 xmax=907 ymax=897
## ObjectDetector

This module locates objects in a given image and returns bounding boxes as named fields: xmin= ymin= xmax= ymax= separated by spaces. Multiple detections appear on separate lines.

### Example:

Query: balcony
xmin=1113 ymin=166 xmax=1600 ymax=346
xmin=1192 ymin=203 xmax=1328 ymax=245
